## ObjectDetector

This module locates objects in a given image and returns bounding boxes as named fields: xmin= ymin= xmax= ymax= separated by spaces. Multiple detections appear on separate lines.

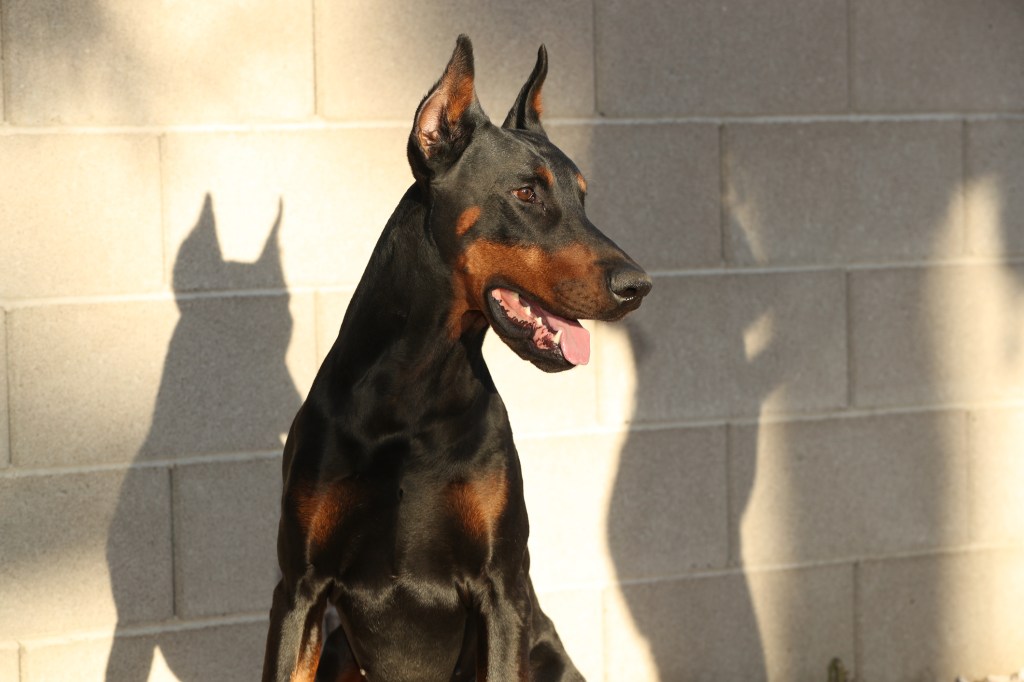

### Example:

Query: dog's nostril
xmin=609 ymin=268 xmax=653 ymax=303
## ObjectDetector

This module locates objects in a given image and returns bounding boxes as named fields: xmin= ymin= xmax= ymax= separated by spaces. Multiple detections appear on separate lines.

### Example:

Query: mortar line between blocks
xmin=5 ymin=255 xmax=1023 ymax=311
xmin=717 ymin=123 xmax=728 ymax=266
xmin=723 ymin=422 xmax=738 ymax=567
xmin=963 ymin=410 xmax=976 ymax=545
xmin=169 ymin=465 xmax=179 ymax=618
xmin=157 ymin=133 xmax=170 ymax=292
xmin=600 ymin=585 xmax=610 ymax=682
xmin=1 ymin=112 xmax=1023 ymax=137
xmin=960 ymin=118 xmax=970 ymax=255
xmin=845 ymin=269 xmax=855 ymax=409
xmin=614 ymin=542 xmax=1023 ymax=587
xmin=518 ymin=399 xmax=1024 ymax=440
xmin=310 ymin=0 xmax=320 ymax=118
xmin=845 ymin=0 xmax=855 ymax=112
xmin=590 ymin=0 xmax=601 ymax=118
xmin=852 ymin=560 xmax=862 ymax=676
xmin=2 ymin=402 xmax=1022 ymax=480
xmin=0 ymin=450 xmax=282 ymax=479
xmin=0 ymin=1 xmax=9 ymax=125
xmin=19 ymin=612 xmax=270 ymax=649
xmin=647 ymin=254 xmax=1024 ymax=278
xmin=0 ymin=286 xmax=305 ymax=310
xmin=3 ymin=311 xmax=11 ymax=468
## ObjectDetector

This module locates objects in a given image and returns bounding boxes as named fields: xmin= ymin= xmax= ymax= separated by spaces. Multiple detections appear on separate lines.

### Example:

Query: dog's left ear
xmin=409 ymin=35 xmax=489 ymax=181
xmin=502 ymin=45 xmax=547 ymax=134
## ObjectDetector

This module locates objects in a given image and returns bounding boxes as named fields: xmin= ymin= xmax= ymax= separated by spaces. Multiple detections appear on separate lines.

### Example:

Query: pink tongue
xmin=491 ymin=289 xmax=590 ymax=366
xmin=542 ymin=313 xmax=590 ymax=366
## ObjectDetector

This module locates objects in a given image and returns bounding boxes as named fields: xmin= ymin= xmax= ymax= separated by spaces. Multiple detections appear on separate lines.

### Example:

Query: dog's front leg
xmin=480 ymin=574 xmax=532 ymax=681
xmin=262 ymin=571 xmax=333 ymax=682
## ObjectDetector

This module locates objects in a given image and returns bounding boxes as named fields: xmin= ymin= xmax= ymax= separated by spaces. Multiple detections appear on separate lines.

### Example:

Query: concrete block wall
xmin=0 ymin=2 xmax=1021 ymax=681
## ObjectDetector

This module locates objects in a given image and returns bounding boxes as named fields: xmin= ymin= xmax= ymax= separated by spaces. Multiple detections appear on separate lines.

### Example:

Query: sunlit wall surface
xmin=1 ymin=2 xmax=1022 ymax=680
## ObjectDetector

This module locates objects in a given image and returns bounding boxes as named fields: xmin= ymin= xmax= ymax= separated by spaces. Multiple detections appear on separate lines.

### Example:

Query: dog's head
xmin=408 ymin=36 xmax=651 ymax=373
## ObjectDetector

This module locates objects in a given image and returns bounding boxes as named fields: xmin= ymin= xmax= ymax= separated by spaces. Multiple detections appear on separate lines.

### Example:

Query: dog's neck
xmin=308 ymin=185 xmax=504 ymax=447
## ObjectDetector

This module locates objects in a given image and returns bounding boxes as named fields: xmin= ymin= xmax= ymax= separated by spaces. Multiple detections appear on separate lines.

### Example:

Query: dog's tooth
xmin=534 ymin=315 xmax=543 ymax=326
xmin=511 ymin=292 xmax=520 ymax=303
xmin=553 ymin=329 xmax=563 ymax=345
xmin=522 ymin=305 xmax=531 ymax=317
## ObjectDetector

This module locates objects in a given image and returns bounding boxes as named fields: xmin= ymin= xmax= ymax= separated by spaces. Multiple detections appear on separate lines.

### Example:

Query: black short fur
xmin=262 ymin=36 xmax=651 ymax=682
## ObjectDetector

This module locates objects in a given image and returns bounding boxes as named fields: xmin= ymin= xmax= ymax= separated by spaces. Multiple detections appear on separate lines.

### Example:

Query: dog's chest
xmin=312 ymin=463 xmax=517 ymax=581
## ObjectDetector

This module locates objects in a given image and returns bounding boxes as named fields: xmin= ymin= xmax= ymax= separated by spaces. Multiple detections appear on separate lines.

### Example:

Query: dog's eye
xmin=513 ymin=187 xmax=537 ymax=203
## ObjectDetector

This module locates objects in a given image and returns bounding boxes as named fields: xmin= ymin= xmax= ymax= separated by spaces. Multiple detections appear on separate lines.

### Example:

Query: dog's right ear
xmin=408 ymin=35 xmax=489 ymax=182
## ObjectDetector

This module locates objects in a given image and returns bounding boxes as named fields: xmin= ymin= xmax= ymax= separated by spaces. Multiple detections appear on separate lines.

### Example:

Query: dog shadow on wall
xmin=607 ymin=268 xmax=772 ymax=680
xmin=606 ymin=161 xmax=1023 ymax=680
xmin=104 ymin=194 xmax=297 ymax=681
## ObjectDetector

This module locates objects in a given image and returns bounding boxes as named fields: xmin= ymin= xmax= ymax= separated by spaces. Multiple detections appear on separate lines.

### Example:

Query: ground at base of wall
xmin=829 ymin=659 xmax=1024 ymax=682
xmin=956 ymin=672 xmax=1024 ymax=682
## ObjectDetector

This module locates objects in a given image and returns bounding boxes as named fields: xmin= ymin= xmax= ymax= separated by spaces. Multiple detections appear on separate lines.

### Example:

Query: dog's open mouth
xmin=487 ymin=288 xmax=590 ymax=366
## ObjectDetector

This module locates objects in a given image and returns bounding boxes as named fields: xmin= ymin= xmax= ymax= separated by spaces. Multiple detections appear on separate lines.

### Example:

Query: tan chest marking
xmin=446 ymin=470 xmax=509 ymax=538
xmin=293 ymin=479 xmax=361 ymax=550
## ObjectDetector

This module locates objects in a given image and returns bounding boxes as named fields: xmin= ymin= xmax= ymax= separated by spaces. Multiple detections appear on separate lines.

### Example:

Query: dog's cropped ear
xmin=408 ymin=35 xmax=489 ymax=181
xmin=502 ymin=45 xmax=547 ymax=134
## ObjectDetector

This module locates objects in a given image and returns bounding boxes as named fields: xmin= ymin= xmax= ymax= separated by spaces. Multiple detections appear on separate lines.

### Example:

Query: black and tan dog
xmin=262 ymin=36 xmax=651 ymax=682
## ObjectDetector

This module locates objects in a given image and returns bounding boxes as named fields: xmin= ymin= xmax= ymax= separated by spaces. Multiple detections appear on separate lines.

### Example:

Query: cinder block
xmin=968 ymin=409 xmax=1024 ymax=544
xmin=162 ymin=129 xmax=412 ymax=290
xmin=724 ymin=122 xmax=964 ymax=266
xmin=549 ymin=122 xmax=722 ymax=272
xmin=606 ymin=426 xmax=729 ymax=579
xmin=606 ymin=564 xmax=854 ymax=681
xmin=20 ymin=620 xmax=267 ymax=682
xmin=520 ymin=426 xmax=727 ymax=590
xmin=852 ymin=0 xmax=1024 ymax=112
xmin=0 ymin=468 xmax=172 ymax=639
xmin=858 ymin=548 xmax=1024 ymax=682
xmin=9 ymin=301 xmax=174 ymax=466
xmin=315 ymin=0 xmax=595 ymax=120
xmin=598 ymin=272 xmax=847 ymax=423
xmin=0 ymin=642 xmax=18 ymax=682
xmin=533 ymin=588 xmax=603 ymax=682
xmin=850 ymin=264 xmax=1024 ymax=408
xmin=966 ymin=121 xmax=1024 ymax=258
xmin=0 ymin=134 xmax=162 ymax=299
xmin=173 ymin=457 xmax=281 ymax=618
xmin=483 ymin=330 xmax=601 ymax=437
xmin=517 ymin=432 xmax=620 ymax=590
xmin=8 ymin=295 xmax=315 ymax=467
xmin=732 ymin=411 xmax=968 ymax=566
xmin=4 ymin=1 xmax=313 ymax=124
xmin=1 ymin=311 xmax=9 ymax=468
xmin=595 ymin=0 xmax=847 ymax=116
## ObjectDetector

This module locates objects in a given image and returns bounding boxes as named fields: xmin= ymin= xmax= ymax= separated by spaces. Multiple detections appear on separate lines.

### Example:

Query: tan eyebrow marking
xmin=535 ymin=166 xmax=554 ymax=187
xmin=455 ymin=206 xmax=481 ymax=237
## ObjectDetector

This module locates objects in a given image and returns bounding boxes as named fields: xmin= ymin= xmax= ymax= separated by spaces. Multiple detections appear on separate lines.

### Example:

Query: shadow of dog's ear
xmin=502 ymin=44 xmax=548 ymax=136
xmin=408 ymin=34 xmax=490 ymax=181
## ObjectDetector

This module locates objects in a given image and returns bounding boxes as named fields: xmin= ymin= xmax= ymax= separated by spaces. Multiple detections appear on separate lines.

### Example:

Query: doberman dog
xmin=262 ymin=36 xmax=652 ymax=682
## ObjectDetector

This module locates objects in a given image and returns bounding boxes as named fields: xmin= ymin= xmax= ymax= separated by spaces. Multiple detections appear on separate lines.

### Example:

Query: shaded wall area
xmin=1 ymin=1 xmax=1023 ymax=681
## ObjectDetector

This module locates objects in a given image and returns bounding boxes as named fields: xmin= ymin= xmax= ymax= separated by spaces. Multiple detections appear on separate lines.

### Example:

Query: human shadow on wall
xmin=105 ymin=194 xmax=299 ymax=681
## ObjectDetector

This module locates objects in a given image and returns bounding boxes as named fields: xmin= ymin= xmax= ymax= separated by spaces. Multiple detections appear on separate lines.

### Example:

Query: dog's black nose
xmin=609 ymin=267 xmax=653 ymax=305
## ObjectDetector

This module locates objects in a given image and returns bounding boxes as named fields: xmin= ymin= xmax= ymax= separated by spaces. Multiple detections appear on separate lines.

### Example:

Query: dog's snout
xmin=608 ymin=267 xmax=653 ymax=305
